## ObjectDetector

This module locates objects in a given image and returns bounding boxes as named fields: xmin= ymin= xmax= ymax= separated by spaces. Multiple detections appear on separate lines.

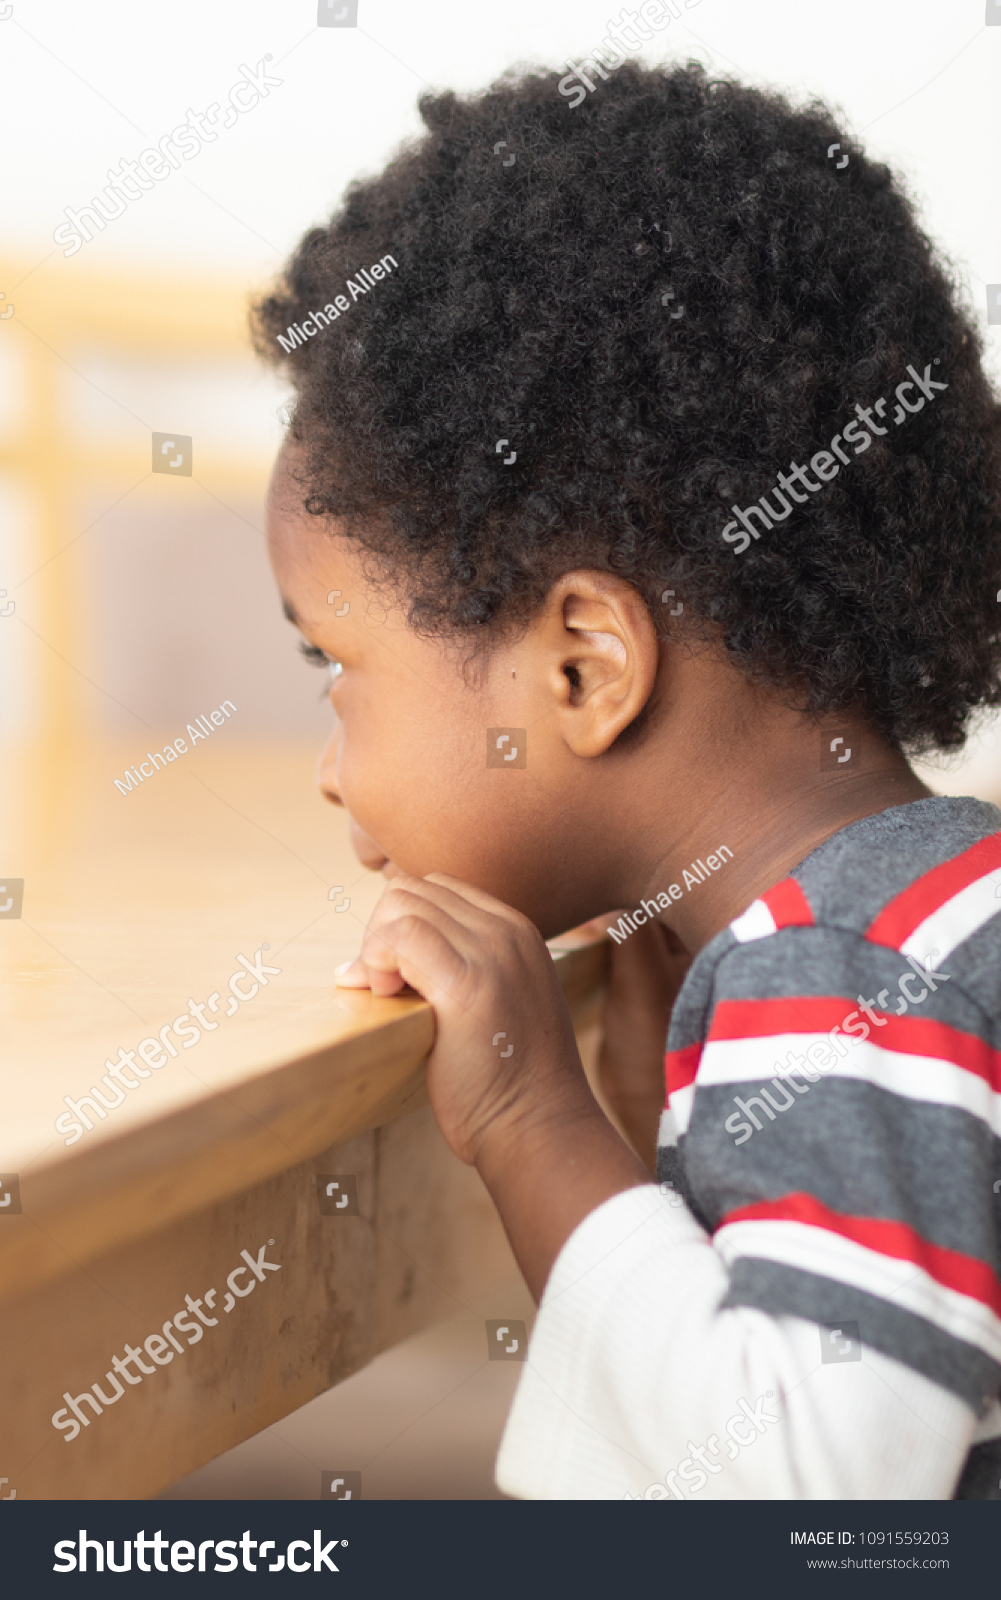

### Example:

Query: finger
xmin=336 ymin=931 xmax=410 ymax=997
xmin=420 ymin=871 xmax=528 ymax=924
xmin=334 ymin=958 xmax=382 ymax=991
xmin=336 ymin=946 xmax=413 ymax=999
xmin=336 ymin=886 xmax=483 ymax=996
xmin=364 ymin=962 xmax=410 ymax=998
xmin=363 ymin=880 xmax=500 ymax=961
xmin=358 ymin=914 xmax=468 ymax=1006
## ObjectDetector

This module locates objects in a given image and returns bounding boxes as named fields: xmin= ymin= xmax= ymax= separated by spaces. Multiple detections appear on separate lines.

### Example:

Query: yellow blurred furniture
xmin=0 ymin=258 xmax=273 ymax=753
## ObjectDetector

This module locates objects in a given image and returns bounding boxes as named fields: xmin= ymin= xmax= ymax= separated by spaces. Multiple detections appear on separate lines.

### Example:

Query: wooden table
xmin=0 ymin=740 xmax=607 ymax=1499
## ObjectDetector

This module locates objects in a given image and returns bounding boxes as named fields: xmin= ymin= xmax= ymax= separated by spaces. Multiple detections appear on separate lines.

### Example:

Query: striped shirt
xmin=496 ymin=796 xmax=1001 ymax=1500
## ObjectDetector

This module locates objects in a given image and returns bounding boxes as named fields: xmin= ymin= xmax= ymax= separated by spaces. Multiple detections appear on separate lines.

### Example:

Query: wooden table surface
xmin=0 ymin=738 xmax=607 ymax=1499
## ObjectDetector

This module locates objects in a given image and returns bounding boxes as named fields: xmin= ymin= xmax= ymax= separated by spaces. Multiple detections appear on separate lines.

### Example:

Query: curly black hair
xmin=252 ymin=59 xmax=1001 ymax=754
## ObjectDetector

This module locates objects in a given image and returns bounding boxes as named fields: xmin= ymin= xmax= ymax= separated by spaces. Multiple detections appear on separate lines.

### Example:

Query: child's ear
xmin=545 ymin=572 xmax=661 ymax=757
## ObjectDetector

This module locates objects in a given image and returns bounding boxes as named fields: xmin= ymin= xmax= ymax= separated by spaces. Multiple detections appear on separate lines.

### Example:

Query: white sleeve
xmin=494 ymin=1185 xmax=981 ymax=1500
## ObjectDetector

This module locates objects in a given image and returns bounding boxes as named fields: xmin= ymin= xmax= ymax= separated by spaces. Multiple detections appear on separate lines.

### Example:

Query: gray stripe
xmin=793 ymin=796 xmax=1001 ymax=935
xmin=711 ymin=928 xmax=989 ymax=1033
xmin=656 ymin=1144 xmax=712 ymax=1234
xmin=685 ymin=1078 xmax=1000 ymax=1266
xmin=669 ymin=924 xmax=994 ymax=1056
xmin=719 ymin=1257 xmax=999 ymax=1411
xmin=953 ymin=1435 xmax=1001 ymax=1499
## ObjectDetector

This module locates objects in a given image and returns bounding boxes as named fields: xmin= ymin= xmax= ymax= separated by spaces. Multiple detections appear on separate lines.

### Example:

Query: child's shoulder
xmin=793 ymin=794 xmax=1001 ymax=937
xmin=676 ymin=795 xmax=1001 ymax=1039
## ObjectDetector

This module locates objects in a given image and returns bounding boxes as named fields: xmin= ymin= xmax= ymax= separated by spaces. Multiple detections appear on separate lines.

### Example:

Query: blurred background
xmin=2 ymin=0 xmax=1001 ymax=1499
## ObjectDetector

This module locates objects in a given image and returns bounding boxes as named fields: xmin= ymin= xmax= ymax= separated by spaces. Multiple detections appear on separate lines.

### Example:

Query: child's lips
xmin=349 ymin=818 xmax=390 ymax=873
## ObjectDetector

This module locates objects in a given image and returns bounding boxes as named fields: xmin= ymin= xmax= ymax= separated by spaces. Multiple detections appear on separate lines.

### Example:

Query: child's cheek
xmin=335 ymin=723 xmax=410 ymax=861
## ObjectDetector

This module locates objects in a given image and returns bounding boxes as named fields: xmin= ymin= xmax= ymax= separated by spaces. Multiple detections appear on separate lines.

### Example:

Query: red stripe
xmin=866 ymin=833 xmax=1001 ymax=952
xmin=706 ymin=997 xmax=1001 ymax=1088
xmin=665 ymin=1041 xmax=702 ymax=1098
xmin=717 ymin=1192 xmax=1001 ymax=1317
xmin=761 ymin=877 xmax=814 ymax=929
xmin=709 ymin=996 xmax=868 ymax=1042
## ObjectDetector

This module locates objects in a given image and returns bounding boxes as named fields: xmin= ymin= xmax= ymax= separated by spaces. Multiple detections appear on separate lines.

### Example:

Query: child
xmin=254 ymin=61 xmax=1001 ymax=1499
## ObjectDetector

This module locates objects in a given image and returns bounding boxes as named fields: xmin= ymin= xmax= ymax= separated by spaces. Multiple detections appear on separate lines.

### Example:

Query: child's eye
xmin=298 ymin=638 xmax=343 ymax=692
xmin=298 ymin=639 xmax=342 ymax=674
xmin=298 ymin=639 xmax=329 ymax=667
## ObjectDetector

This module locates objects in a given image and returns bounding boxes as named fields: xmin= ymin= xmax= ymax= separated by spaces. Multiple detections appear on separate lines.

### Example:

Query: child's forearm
xmin=595 ymin=1066 xmax=664 ymax=1174
xmin=595 ymin=920 xmax=692 ymax=1172
xmin=474 ymin=1082 xmax=652 ymax=1302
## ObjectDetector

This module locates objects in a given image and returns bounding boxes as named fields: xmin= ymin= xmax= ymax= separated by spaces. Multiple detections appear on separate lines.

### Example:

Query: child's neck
xmin=650 ymin=757 xmax=930 ymax=954
xmin=610 ymin=657 xmax=933 ymax=953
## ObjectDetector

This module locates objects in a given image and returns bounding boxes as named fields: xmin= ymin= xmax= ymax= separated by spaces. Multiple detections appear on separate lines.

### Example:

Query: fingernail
xmin=335 ymin=961 xmax=354 ymax=976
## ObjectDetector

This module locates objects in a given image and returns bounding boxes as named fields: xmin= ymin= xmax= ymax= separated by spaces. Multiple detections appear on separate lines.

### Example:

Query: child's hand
xmin=336 ymin=873 xmax=590 ymax=1165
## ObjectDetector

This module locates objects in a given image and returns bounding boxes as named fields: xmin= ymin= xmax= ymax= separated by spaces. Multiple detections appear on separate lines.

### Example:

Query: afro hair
xmin=252 ymin=59 xmax=1001 ymax=754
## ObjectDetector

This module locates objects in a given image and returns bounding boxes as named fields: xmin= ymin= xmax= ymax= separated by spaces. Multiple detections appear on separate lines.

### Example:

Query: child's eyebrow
xmin=280 ymin=596 xmax=300 ymax=627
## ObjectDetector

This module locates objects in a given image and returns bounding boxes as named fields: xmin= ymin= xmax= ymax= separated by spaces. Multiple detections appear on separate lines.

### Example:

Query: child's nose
xmin=318 ymin=774 xmax=343 ymax=808
xmin=315 ymin=729 xmax=342 ymax=804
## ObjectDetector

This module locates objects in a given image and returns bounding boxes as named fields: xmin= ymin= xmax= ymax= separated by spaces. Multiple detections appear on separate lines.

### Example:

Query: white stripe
xmin=900 ymin=866 xmax=1001 ymax=967
xmin=668 ymin=1083 xmax=696 ymax=1136
xmin=657 ymin=1106 xmax=679 ymax=1148
xmin=730 ymin=899 xmax=777 ymax=943
xmin=696 ymin=1030 xmax=1001 ymax=1134
xmin=715 ymin=1217 xmax=1001 ymax=1363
